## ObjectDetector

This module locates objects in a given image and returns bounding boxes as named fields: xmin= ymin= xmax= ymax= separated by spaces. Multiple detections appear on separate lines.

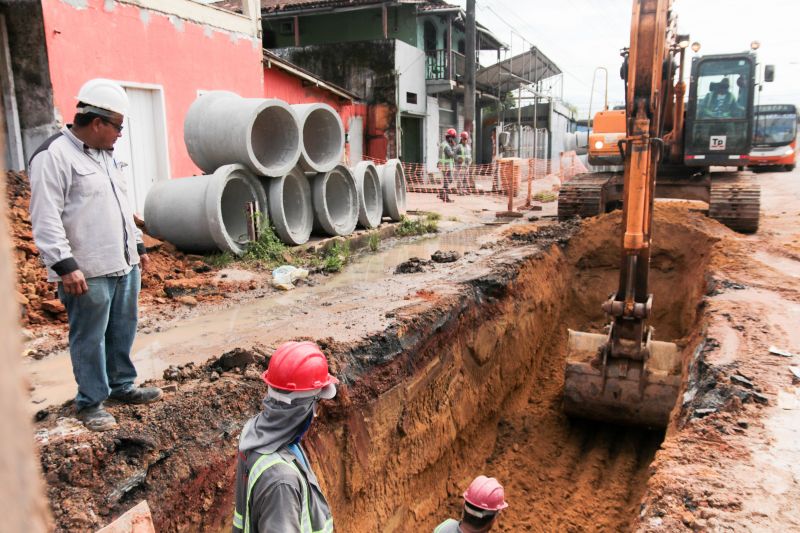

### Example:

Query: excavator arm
xmin=563 ymin=0 xmax=682 ymax=429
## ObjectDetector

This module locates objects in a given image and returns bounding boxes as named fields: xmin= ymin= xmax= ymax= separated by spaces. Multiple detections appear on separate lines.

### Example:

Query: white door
xmin=115 ymin=86 xmax=168 ymax=216
xmin=348 ymin=116 xmax=363 ymax=164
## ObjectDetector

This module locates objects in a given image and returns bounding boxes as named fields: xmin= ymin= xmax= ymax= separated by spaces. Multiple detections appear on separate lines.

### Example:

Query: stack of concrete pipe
xmin=144 ymin=90 xmax=408 ymax=254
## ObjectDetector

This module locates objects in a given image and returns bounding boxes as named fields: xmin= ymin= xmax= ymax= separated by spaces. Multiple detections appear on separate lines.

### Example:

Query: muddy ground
xmin=27 ymin=168 xmax=800 ymax=532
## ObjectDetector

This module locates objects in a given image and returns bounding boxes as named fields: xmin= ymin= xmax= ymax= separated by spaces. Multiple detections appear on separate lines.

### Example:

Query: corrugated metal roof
xmin=476 ymin=47 xmax=562 ymax=94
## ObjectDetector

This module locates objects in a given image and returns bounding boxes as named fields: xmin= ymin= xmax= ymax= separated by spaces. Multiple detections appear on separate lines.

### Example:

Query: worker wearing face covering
xmin=232 ymin=341 xmax=338 ymax=533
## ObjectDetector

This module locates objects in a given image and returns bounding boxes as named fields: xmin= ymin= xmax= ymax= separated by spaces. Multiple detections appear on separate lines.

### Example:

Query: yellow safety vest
xmin=232 ymin=452 xmax=334 ymax=533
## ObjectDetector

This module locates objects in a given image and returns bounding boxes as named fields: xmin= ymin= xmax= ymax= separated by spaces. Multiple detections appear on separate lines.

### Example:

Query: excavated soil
xmin=35 ymin=204 xmax=723 ymax=532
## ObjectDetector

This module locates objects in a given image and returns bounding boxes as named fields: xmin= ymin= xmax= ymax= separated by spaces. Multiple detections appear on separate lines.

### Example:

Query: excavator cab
xmin=684 ymin=53 xmax=757 ymax=166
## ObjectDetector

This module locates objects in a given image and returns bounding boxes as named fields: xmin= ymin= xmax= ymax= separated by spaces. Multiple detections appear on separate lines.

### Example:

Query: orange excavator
xmin=560 ymin=0 xmax=767 ymax=235
xmin=562 ymin=0 xmax=687 ymax=428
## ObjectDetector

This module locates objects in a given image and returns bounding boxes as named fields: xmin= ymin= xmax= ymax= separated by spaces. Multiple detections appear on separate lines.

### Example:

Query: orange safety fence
xmin=361 ymin=155 xmax=562 ymax=210
xmin=558 ymin=151 xmax=589 ymax=182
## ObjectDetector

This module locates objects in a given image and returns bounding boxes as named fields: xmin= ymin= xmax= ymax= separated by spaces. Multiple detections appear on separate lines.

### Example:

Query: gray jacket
xmin=232 ymin=446 xmax=333 ymax=533
xmin=233 ymin=395 xmax=334 ymax=533
xmin=29 ymin=127 xmax=143 ymax=282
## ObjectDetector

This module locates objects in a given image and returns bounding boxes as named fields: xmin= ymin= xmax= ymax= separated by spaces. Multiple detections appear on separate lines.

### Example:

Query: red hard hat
xmin=446 ymin=128 xmax=457 ymax=137
xmin=262 ymin=341 xmax=339 ymax=392
xmin=460 ymin=131 xmax=470 ymax=140
xmin=463 ymin=476 xmax=508 ymax=512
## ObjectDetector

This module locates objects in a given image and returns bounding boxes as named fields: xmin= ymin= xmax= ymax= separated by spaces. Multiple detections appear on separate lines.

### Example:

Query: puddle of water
xmin=23 ymin=226 xmax=499 ymax=410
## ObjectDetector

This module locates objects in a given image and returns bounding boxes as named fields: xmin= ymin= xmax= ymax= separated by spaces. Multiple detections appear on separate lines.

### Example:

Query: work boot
xmin=109 ymin=386 xmax=164 ymax=405
xmin=76 ymin=403 xmax=117 ymax=432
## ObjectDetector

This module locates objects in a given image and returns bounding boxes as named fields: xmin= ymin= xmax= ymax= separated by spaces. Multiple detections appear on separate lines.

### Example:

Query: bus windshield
xmin=754 ymin=113 xmax=797 ymax=146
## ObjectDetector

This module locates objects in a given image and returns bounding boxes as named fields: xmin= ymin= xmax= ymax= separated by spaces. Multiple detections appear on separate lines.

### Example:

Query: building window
xmin=279 ymin=20 xmax=294 ymax=35
xmin=406 ymin=92 xmax=418 ymax=105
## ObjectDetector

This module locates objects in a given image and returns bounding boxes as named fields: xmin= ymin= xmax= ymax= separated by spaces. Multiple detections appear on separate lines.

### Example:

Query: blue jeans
xmin=58 ymin=267 xmax=140 ymax=410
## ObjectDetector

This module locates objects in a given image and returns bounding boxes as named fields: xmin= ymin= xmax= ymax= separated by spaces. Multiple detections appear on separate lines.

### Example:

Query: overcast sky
xmin=454 ymin=0 xmax=800 ymax=118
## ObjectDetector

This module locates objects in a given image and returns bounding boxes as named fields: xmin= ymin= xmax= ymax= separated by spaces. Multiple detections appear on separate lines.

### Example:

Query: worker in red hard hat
xmin=455 ymin=131 xmax=474 ymax=194
xmin=433 ymin=475 xmax=508 ymax=533
xmin=438 ymin=128 xmax=458 ymax=203
xmin=232 ymin=341 xmax=338 ymax=533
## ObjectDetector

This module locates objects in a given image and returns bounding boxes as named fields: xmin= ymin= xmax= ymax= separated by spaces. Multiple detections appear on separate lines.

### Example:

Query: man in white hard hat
xmin=29 ymin=78 xmax=161 ymax=432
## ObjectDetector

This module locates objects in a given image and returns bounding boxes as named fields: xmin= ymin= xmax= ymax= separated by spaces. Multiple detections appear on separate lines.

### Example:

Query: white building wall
xmin=426 ymin=95 xmax=440 ymax=173
xmin=395 ymin=40 xmax=427 ymax=115
xmin=549 ymin=100 xmax=573 ymax=170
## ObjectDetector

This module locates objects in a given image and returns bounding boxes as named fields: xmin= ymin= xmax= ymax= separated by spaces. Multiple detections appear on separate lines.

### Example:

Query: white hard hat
xmin=75 ymin=78 xmax=129 ymax=116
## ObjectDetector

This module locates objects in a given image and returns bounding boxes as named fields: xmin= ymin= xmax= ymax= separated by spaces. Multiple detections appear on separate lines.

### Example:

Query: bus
xmin=749 ymin=104 xmax=797 ymax=171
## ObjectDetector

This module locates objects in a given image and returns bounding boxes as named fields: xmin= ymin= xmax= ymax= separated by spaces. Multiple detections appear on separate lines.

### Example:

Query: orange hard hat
xmin=463 ymin=476 xmax=508 ymax=512
xmin=446 ymin=128 xmax=457 ymax=137
xmin=262 ymin=341 xmax=339 ymax=392
xmin=460 ymin=131 xmax=470 ymax=140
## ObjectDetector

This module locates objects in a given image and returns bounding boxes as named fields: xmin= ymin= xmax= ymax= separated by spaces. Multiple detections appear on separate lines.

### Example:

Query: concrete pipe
xmin=292 ymin=103 xmax=344 ymax=174
xmin=311 ymin=164 xmax=359 ymax=237
xmin=377 ymin=159 xmax=407 ymax=221
xmin=352 ymin=161 xmax=383 ymax=229
xmin=266 ymin=168 xmax=314 ymax=246
xmin=144 ymin=164 xmax=266 ymax=256
xmin=184 ymin=91 xmax=301 ymax=177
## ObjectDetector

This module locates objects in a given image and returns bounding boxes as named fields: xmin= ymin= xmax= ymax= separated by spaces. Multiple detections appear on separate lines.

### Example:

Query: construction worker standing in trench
xmin=438 ymin=128 xmax=457 ymax=202
xmin=434 ymin=476 xmax=508 ymax=533
xmin=232 ymin=341 xmax=337 ymax=533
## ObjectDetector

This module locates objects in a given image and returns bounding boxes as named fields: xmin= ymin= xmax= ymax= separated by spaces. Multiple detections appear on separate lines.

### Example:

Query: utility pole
xmin=464 ymin=0 xmax=476 ymax=135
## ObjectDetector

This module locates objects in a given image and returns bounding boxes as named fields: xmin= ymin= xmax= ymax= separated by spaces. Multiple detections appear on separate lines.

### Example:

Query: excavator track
xmin=557 ymin=173 xmax=613 ymax=220
xmin=708 ymin=173 xmax=761 ymax=234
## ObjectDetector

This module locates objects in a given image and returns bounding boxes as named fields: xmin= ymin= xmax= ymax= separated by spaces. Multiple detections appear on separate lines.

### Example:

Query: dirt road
xmin=636 ymin=167 xmax=800 ymax=532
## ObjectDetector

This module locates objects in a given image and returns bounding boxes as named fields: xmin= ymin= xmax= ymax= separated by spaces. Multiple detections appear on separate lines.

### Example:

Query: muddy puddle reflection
xmin=23 ymin=225 xmax=499 ymax=410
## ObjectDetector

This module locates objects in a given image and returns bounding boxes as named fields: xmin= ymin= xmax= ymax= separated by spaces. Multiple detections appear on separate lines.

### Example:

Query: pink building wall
xmin=41 ymin=0 xmax=263 ymax=178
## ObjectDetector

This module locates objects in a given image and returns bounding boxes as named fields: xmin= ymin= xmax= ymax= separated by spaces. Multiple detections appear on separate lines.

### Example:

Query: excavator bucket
xmin=563 ymin=330 xmax=682 ymax=428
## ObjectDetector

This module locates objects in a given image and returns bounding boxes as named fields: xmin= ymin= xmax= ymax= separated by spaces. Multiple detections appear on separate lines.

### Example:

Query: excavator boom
xmin=563 ymin=0 xmax=682 ymax=429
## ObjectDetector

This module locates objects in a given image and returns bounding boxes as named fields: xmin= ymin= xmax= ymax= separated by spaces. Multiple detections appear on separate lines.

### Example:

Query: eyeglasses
xmin=102 ymin=118 xmax=124 ymax=133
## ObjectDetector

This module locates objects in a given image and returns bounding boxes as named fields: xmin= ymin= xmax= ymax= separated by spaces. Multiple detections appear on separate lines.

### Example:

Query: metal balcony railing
xmin=425 ymin=49 xmax=467 ymax=81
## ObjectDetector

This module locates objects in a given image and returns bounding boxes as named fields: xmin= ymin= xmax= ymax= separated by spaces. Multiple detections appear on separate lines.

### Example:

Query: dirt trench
xmin=37 ymin=205 xmax=717 ymax=532
xmin=310 ymin=207 xmax=715 ymax=532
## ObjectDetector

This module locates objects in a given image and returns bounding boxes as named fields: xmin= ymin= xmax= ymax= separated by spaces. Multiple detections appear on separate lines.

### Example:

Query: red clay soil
xmin=635 ymin=172 xmax=800 ymax=532
xmin=35 ymin=206 xmax=710 ymax=533
xmin=35 ymin=348 xmax=271 ymax=532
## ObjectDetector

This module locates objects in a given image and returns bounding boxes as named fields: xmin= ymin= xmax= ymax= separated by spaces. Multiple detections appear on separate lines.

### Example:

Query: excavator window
xmin=695 ymin=59 xmax=751 ymax=120
xmin=686 ymin=55 xmax=755 ymax=157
